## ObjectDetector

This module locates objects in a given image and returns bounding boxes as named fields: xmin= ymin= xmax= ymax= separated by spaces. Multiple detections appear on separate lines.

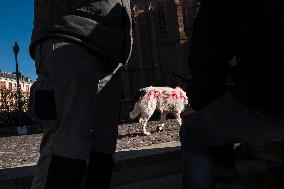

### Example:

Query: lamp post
xmin=13 ymin=42 xmax=25 ymax=134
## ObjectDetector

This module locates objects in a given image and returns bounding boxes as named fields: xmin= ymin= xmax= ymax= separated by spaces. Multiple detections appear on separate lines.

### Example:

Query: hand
xmin=181 ymin=106 xmax=197 ymax=118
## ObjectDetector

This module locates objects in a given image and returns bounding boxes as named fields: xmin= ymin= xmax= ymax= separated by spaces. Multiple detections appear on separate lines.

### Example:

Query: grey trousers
xmin=29 ymin=38 xmax=122 ymax=189
xmin=180 ymin=92 xmax=284 ymax=189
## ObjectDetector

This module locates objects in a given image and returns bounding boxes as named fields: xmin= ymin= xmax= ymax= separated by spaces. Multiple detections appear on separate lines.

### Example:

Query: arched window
xmin=8 ymin=82 xmax=12 ymax=89
xmin=157 ymin=4 xmax=167 ymax=32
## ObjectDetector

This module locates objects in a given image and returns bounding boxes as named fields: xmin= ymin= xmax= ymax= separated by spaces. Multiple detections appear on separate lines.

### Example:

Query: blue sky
xmin=0 ymin=0 xmax=36 ymax=81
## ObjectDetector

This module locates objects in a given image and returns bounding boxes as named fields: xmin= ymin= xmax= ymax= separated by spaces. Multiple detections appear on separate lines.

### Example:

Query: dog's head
xmin=129 ymin=111 xmax=136 ymax=120
xmin=129 ymin=88 xmax=147 ymax=120
xmin=134 ymin=88 xmax=147 ymax=101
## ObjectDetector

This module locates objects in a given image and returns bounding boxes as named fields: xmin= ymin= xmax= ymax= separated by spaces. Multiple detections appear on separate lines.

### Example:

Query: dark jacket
xmin=30 ymin=0 xmax=132 ymax=65
xmin=187 ymin=0 xmax=284 ymax=117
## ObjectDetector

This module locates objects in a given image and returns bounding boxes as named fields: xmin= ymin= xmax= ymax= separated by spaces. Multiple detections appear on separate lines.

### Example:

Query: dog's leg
xmin=157 ymin=112 xmax=167 ymax=132
xmin=138 ymin=100 xmax=157 ymax=135
xmin=139 ymin=105 xmax=155 ymax=135
xmin=139 ymin=115 xmax=151 ymax=135
xmin=174 ymin=111 xmax=182 ymax=126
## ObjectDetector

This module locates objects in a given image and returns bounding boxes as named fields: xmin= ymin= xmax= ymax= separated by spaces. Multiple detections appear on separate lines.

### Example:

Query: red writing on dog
xmin=147 ymin=90 xmax=186 ymax=100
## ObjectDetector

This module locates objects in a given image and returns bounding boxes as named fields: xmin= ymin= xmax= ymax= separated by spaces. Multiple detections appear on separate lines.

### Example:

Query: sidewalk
xmin=1 ymin=141 xmax=284 ymax=189
xmin=0 ymin=141 xmax=181 ymax=189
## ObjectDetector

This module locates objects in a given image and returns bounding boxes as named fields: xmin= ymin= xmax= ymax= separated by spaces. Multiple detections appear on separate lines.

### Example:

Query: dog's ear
xmin=134 ymin=88 xmax=147 ymax=101
xmin=139 ymin=88 xmax=147 ymax=96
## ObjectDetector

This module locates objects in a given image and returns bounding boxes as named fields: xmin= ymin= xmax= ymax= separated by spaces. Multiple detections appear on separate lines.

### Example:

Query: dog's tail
xmin=176 ymin=87 xmax=189 ymax=106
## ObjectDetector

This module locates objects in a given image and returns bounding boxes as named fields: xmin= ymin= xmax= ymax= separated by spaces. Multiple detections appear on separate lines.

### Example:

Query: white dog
xmin=129 ymin=86 xmax=188 ymax=135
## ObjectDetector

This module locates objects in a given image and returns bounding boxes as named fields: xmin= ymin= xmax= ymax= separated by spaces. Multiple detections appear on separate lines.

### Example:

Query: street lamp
xmin=13 ymin=42 xmax=23 ymax=131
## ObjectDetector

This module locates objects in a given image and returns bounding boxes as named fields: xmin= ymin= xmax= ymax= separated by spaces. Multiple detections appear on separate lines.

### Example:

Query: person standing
xmin=28 ymin=0 xmax=132 ymax=188
xmin=180 ymin=0 xmax=284 ymax=188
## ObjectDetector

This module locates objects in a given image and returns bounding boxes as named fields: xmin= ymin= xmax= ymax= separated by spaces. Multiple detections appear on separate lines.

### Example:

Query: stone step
xmin=111 ymin=174 xmax=182 ymax=189
xmin=0 ymin=142 xmax=181 ymax=189
xmin=112 ymin=160 xmax=284 ymax=189
xmin=1 ymin=141 xmax=283 ymax=189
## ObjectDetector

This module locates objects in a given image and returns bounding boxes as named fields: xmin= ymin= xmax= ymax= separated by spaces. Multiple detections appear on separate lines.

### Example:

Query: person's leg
xmin=29 ymin=38 xmax=109 ymax=189
xmin=44 ymin=155 xmax=86 ymax=189
xmin=180 ymin=114 xmax=215 ymax=189
xmin=182 ymin=151 xmax=215 ymax=189
xmin=86 ymin=152 xmax=115 ymax=189
xmin=180 ymin=92 xmax=284 ymax=189
xmin=86 ymin=65 xmax=122 ymax=189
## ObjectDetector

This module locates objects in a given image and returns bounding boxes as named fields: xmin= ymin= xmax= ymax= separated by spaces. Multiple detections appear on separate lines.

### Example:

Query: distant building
xmin=0 ymin=72 xmax=32 ymax=93
xmin=0 ymin=71 xmax=33 ymax=112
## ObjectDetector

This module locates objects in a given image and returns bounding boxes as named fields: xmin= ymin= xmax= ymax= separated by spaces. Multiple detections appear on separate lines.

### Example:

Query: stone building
xmin=0 ymin=71 xmax=32 ymax=111
xmin=119 ymin=0 xmax=197 ymax=120
xmin=0 ymin=72 xmax=32 ymax=93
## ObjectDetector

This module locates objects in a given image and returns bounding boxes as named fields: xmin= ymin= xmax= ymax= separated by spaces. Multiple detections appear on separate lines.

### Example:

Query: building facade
xmin=0 ymin=72 xmax=32 ymax=112
xmin=0 ymin=72 xmax=32 ymax=93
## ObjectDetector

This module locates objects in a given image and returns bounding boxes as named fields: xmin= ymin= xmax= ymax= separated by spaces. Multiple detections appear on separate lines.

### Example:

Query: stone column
xmin=175 ymin=0 xmax=187 ymax=42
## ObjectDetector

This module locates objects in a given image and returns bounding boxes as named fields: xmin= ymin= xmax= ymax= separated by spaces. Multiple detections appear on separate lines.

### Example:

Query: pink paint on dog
xmin=147 ymin=89 xmax=186 ymax=100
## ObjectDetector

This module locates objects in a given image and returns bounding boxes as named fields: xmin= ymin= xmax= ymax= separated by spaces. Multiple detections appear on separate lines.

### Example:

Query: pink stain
xmin=171 ymin=91 xmax=178 ymax=99
xmin=147 ymin=89 xmax=186 ymax=100
xmin=154 ymin=90 xmax=161 ymax=98
xmin=162 ymin=91 xmax=171 ymax=99
xmin=147 ymin=90 xmax=155 ymax=99
xmin=179 ymin=91 xmax=187 ymax=100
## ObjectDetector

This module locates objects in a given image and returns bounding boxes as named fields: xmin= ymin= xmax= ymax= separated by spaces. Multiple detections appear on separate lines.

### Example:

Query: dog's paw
xmin=157 ymin=123 xmax=165 ymax=132
xmin=143 ymin=131 xmax=151 ymax=136
xmin=157 ymin=126 xmax=163 ymax=132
